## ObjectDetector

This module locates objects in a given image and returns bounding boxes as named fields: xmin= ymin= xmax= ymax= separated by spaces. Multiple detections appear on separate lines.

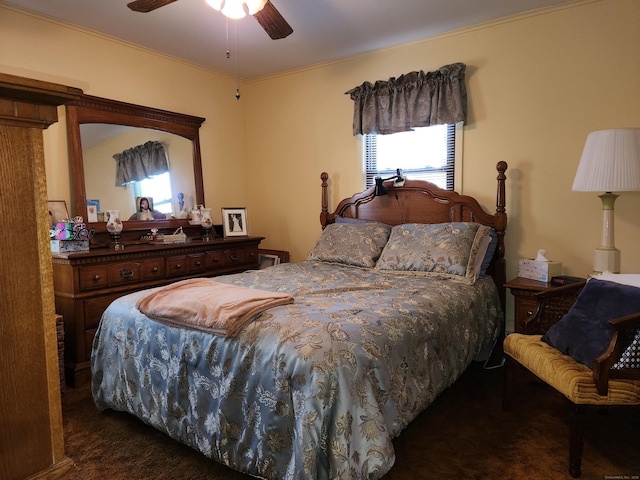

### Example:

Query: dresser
xmin=52 ymin=236 xmax=263 ymax=386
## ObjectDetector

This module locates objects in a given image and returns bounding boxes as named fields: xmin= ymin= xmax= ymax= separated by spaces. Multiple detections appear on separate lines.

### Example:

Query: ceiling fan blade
xmin=127 ymin=0 xmax=178 ymax=13
xmin=253 ymin=1 xmax=293 ymax=40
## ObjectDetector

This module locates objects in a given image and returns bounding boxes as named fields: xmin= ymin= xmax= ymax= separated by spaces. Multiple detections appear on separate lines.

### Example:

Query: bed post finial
xmin=494 ymin=161 xmax=508 ymax=313
xmin=320 ymin=172 xmax=329 ymax=229
xmin=496 ymin=161 xmax=507 ymax=216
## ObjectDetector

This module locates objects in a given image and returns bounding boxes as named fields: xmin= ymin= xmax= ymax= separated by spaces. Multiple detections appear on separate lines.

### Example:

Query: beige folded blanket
xmin=136 ymin=278 xmax=294 ymax=337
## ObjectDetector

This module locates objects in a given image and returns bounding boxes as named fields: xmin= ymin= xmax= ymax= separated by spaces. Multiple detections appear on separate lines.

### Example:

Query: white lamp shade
xmin=572 ymin=128 xmax=640 ymax=192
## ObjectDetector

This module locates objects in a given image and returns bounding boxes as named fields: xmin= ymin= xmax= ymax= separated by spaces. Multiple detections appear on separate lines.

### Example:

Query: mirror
xmin=66 ymin=94 xmax=205 ymax=233
xmin=80 ymin=124 xmax=195 ymax=220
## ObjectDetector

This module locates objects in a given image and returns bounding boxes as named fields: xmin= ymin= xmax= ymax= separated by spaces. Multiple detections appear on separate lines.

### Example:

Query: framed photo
xmin=48 ymin=200 xmax=69 ymax=227
xmin=135 ymin=196 xmax=155 ymax=220
xmin=222 ymin=207 xmax=248 ymax=237
xmin=86 ymin=203 xmax=98 ymax=222
xmin=258 ymin=253 xmax=280 ymax=269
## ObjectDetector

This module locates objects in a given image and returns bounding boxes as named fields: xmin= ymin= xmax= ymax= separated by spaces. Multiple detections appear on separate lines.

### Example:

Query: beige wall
xmin=2 ymin=0 xmax=640 ymax=329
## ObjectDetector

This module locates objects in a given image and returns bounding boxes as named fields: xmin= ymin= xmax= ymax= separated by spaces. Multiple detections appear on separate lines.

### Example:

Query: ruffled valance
xmin=114 ymin=140 xmax=169 ymax=186
xmin=346 ymin=62 xmax=467 ymax=135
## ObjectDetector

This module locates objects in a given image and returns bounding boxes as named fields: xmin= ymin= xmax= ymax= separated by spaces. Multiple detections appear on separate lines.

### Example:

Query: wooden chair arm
xmin=522 ymin=282 xmax=586 ymax=334
xmin=593 ymin=312 xmax=640 ymax=395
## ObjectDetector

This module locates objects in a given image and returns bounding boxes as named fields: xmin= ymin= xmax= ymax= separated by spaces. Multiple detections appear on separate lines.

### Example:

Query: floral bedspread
xmin=91 ymin=261 xmax=501 ymax=479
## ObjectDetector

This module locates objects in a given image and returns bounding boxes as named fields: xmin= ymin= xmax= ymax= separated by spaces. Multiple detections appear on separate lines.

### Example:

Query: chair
xmin=503 ymin=281 xmax=640 ymax=477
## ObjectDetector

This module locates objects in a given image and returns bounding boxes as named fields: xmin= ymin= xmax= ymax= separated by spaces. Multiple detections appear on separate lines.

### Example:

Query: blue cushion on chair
xmin=541 ymin=279 xmax=640 ymax=368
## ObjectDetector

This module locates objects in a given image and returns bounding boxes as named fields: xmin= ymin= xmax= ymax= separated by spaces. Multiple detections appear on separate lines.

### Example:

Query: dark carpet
xmin=61 ymin=362 xmax=639 ymax=479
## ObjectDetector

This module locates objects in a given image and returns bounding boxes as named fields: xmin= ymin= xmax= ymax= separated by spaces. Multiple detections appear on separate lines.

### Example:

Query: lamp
xmin=105 ymin=209 xmax=124 ymax=250
xmin=374 ymin=169 xmax=405 ymax=196
xmin=200 ymin=207 xmax=215 ymax=241
xmin=572 ymin=128 xmax=640 ymax=274
xmin=205 ymin=0 xmax=268 ymax=19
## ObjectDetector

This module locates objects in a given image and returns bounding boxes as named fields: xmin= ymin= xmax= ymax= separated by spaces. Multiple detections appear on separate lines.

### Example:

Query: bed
xmin=91 ymin=161 xmax=508 ymax=480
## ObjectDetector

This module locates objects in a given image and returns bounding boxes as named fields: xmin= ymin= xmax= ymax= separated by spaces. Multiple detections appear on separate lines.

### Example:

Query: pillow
xmin=541 ymin=279 xmax=640 ymax=369
xmin=307 ymin=222 xmax=391 ymax=268
xmin=473 ymin=234 xmax=492 ymax=281
xmin=374 ymin=222 xmax=490 ymax=284
xmin=479 ymin=228 xmax=498 ymax=276
xmin=335 ymin=215 xmax=377 ymax=225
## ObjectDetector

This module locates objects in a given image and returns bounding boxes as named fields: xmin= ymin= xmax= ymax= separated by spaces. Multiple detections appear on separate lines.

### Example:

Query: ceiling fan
xmin=126 ymin=0 xmax=293 ymax=40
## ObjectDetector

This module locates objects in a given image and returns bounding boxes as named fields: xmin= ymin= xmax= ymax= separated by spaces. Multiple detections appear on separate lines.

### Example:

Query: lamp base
xmin=201 ymin=226 xmax=214 ymax=242
xmin=109 ymin=232 xmax=124 ymax=250
xmin=593 ymin=246 xmax=620 ymax=275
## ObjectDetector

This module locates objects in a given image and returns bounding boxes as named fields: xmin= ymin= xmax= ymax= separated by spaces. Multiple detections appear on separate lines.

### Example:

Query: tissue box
xmin=518 ymin=258 xmax=562 ymax=282
xmin=50 ymin=240 xmax=90 ymax=253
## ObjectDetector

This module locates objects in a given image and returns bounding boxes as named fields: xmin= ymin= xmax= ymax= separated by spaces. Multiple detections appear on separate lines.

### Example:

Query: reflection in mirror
xmin=80 ymin=124 xmax=196 ymax=221
xmin=65 ymin=94 xmax=205 ymax=235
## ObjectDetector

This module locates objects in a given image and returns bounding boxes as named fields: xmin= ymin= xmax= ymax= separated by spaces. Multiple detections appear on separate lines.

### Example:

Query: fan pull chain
xmin=225 ymin=17 xmax=230 ymax=59
xmin=234 ymin=21 xmax=240 ymax=100
xmin=224 ymin=18 xmax=240 ymax=100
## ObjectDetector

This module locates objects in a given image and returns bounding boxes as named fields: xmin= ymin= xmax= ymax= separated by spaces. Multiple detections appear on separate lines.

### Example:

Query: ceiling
xmin=3 ymin=0 xmax=575 ymax=79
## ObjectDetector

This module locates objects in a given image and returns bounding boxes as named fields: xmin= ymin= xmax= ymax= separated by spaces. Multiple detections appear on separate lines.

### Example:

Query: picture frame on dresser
xmin=48 ymin=200 xmax=69 ymax=227
xmin=222 ymin=207 xmax=248 ymax=237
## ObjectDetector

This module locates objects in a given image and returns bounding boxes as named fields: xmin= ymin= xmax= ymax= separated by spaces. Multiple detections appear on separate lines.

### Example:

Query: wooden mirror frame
xmin=66 ymin=94 xmax=205 ymax=235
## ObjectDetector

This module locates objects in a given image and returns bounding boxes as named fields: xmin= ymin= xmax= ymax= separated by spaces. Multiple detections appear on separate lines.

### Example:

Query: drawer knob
xmin=175 ymin=263 xmax=182 ymax=269
xmin=195 ymin=261 xmax=201 ymax=266
xmin=230 ymin=254 xmax=239 ymax=262
xmin=152 ymin=267 xmax=158 ymax=273
xmin=121 ymin=269 xmax=134 ymax=279
xmin=93 ymin=275 xmax=100 ymax=281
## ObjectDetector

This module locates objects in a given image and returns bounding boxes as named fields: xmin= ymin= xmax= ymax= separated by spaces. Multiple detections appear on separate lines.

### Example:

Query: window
xmin=133 ymin=172 xmax=173 ymax=214
xmin=364 ymin=123 xmax=456 ymax=190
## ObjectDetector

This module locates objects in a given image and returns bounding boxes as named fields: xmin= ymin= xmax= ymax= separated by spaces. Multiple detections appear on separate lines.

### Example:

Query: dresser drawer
xmin=188 ymin=253 xmax=205 ymax=273
xmin=83 ymin=294 xmax=121 ymax=330
xmin=205 ymin=250 xmax=224 ymax=269
xmin=166 ymin=255 xmax=187 ymax=276
xmin=141 ymin=257 xmax=165 ymax=280
xmin=108 ymin=261 xmax=142 ymax=286
xmin=166 ymin=253 xmax=206 ymax=277
xmin=223 ymin=246 xmax=257 ymax=267
xmin=78 ymin=265 xmax=109 ymax=291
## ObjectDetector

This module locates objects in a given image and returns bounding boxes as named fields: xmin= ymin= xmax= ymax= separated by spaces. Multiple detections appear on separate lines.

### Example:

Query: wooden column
xmin=0 ymin=73 xmax=82 ymax=480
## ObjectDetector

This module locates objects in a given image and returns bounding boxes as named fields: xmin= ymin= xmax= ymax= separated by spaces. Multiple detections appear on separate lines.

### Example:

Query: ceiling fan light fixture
xmin=221 ymin=0 xmax=247 ymax=18
xmin=205 ymin=0 xmax=267 ymax=19
xmin=245 ymin=0 xmax=268 ymax=15
xmin=205 ymin=0 xmax=224 ymax=11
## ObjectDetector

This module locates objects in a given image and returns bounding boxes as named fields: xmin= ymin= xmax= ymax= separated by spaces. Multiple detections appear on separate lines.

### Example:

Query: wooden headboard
xmin=319 ymin=161 xmax=508 ymax=309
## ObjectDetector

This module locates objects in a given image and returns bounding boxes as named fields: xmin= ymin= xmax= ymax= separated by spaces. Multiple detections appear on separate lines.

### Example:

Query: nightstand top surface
xmin=504 ymin=276 xmax=554 ymax=291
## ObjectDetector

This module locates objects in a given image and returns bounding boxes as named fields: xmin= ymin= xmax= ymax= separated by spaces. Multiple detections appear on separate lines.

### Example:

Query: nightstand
xmin=504 ymin=277 xmax=557 ymax=333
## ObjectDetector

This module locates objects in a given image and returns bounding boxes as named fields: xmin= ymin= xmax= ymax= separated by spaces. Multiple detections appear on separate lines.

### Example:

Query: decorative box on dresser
xmin=52 ymin=236 xmax=263 ymax=387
